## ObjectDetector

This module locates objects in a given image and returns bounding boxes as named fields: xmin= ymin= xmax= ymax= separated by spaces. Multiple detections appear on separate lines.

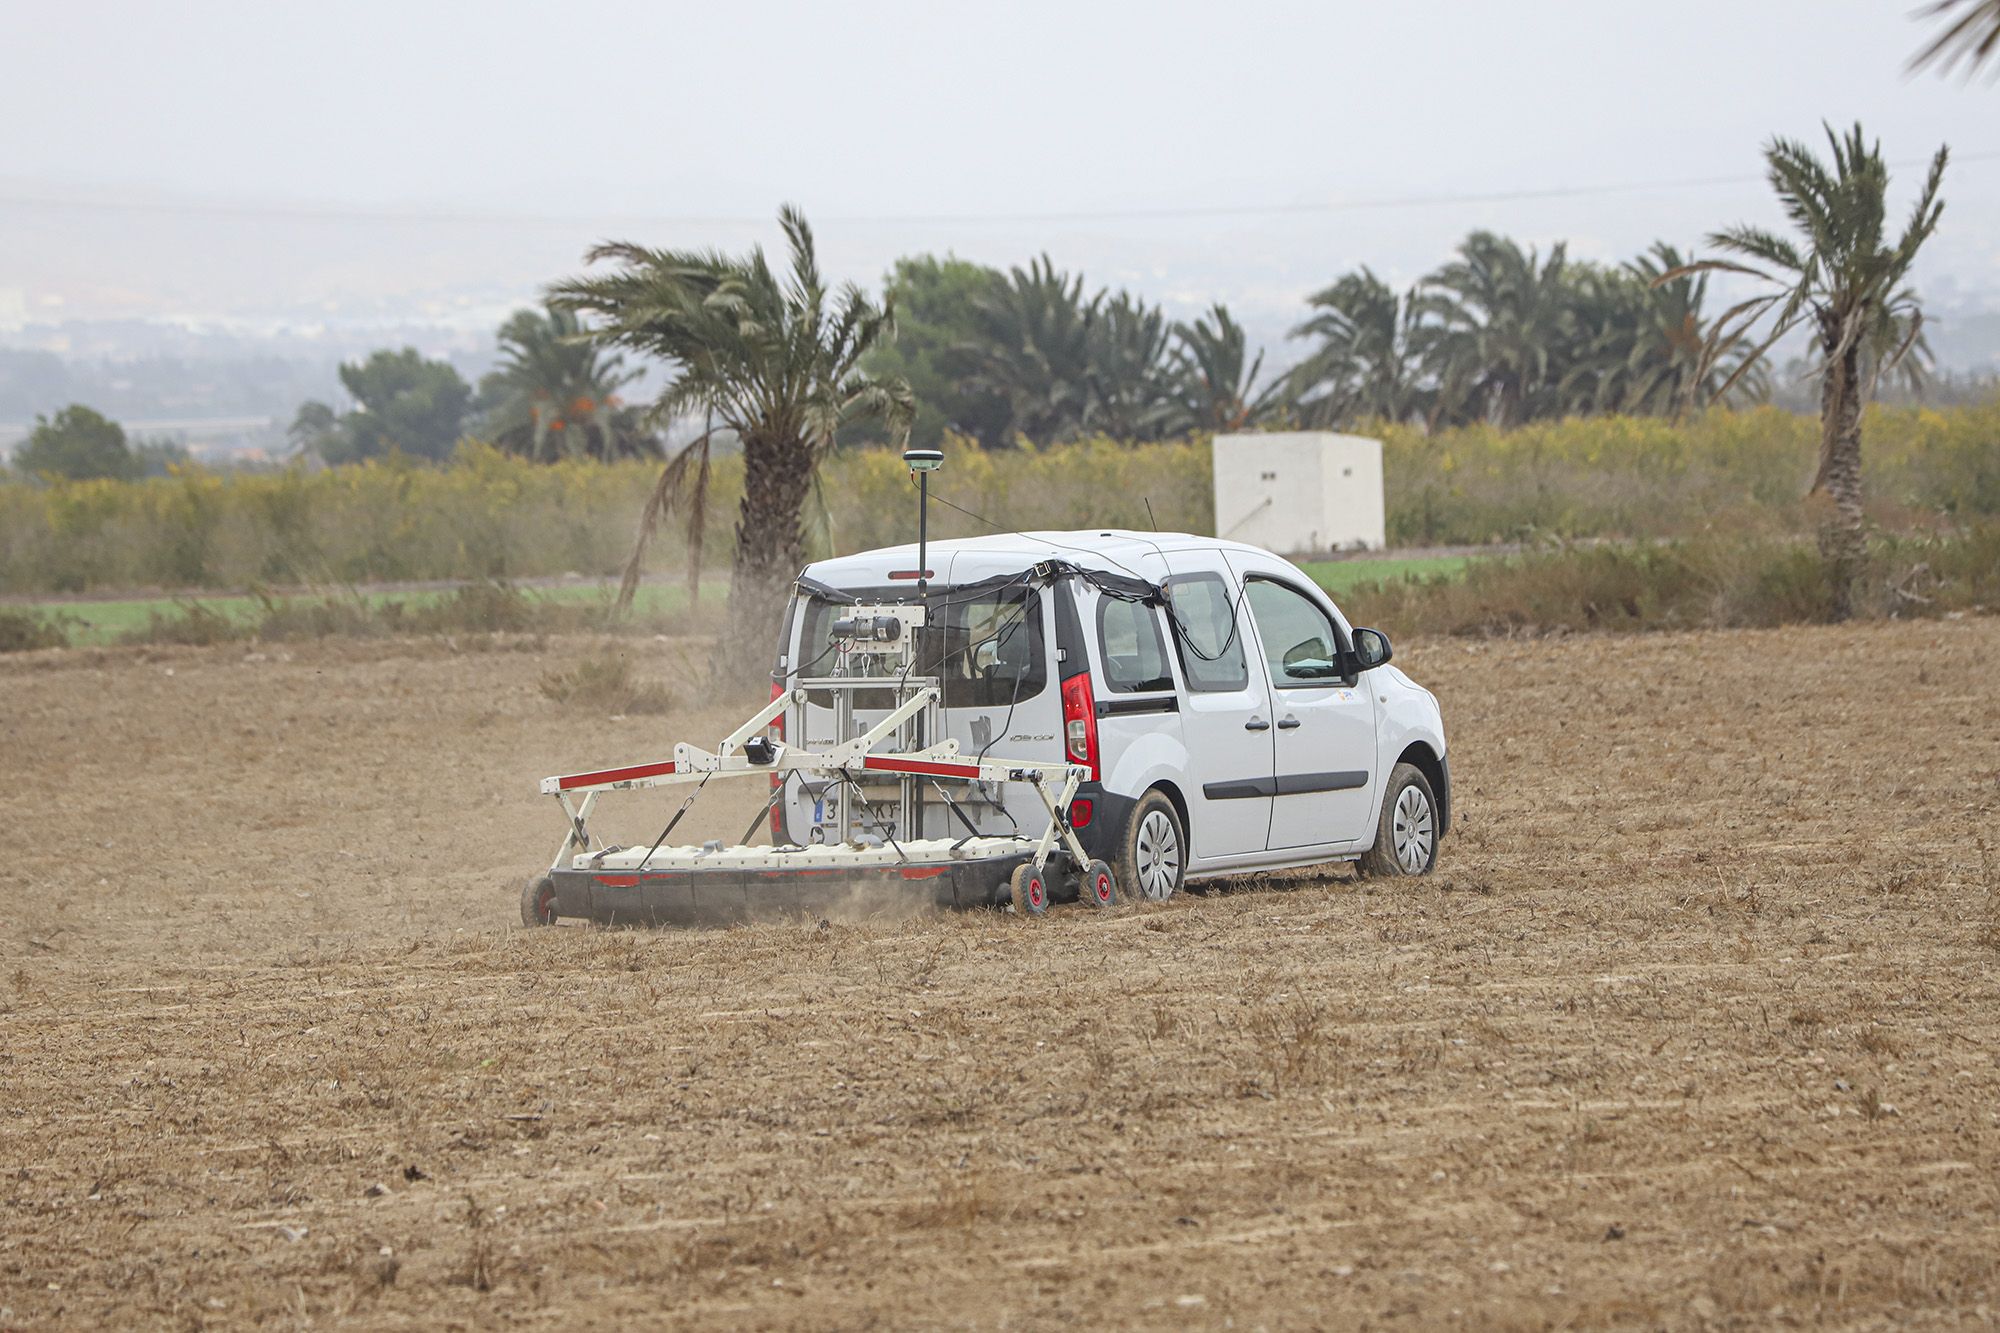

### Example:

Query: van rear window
xmin=798 ymin=589 xmax=1046 ymax=709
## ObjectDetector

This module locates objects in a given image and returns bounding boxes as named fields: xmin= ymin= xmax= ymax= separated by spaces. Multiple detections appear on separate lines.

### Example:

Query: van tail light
xmin=1060 ymin=672 xmax=1100 ymax=780
xmin=768 ymin=680 xmax=788 ymax=814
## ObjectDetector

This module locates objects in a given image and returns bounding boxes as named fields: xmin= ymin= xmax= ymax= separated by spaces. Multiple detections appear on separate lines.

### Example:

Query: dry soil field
xmin=2 ymin=620 xmax=1998 ymax=1329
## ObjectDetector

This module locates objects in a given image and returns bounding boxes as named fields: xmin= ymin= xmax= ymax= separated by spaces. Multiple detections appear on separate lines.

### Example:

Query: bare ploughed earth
xmin=1 ymin=620 xmax=1997 ymax=1329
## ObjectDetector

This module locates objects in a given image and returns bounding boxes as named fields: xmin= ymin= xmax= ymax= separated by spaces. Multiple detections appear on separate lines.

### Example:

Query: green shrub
xmin=249 ymin=590 xmax=399 ymax=641
xmin=1340 ymin=524 xmax=1999 ymax=637
xmin=0 ymin=607 xmax=70 ymax=652
xmin=122 ymin=601 xmax=248 ymax=647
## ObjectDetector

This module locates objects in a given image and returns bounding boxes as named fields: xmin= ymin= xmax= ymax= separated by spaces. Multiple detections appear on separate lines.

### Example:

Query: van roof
xmin=801 ymin=529 xmax=1271 ymax=589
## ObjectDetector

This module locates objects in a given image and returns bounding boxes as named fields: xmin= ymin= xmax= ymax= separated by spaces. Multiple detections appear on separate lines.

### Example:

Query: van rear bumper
xmin=1071 ymin=782 xmax=1134 ymax=863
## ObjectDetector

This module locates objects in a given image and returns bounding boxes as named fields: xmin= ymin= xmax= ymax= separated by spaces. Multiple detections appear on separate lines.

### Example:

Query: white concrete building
xmin=1211 ymin=432 xmax=1386 ymax=554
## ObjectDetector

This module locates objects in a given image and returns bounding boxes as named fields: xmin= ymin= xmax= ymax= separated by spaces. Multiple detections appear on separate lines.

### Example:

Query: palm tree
xmin=1909 ymin=0 xmax=2000 ymax=76
xmin=1164 ymin=304 xmax=1284 ymax=433
xmin=1087 ymin=291 xmax=1175 ymax=440
xmin=1671 ymin=124 xmax=1948 ymax=617
xmin=1548 ymin=264 xmax=1650 ymax=417
xmin=1286 ymin=269 xmax=1426 ymax=427
xmin=1615 ymin=245 xmax=1744 ymax=418
xmin=950 ymin=257 xmax=1099 ymax=445
xmin=478 ymin=305 xmax=659 ymax=462
xmin=550 ymin=206 xmax=913 ymax=669
xmin=1547 ymin=253 xmax=1759 ymax=420
xmin=1414 ymin=232 xmax=1577 ymax=429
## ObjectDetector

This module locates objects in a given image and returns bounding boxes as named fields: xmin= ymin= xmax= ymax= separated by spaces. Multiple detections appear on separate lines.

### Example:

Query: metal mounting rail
xmin=541 ymin=689 xmax=1091 ymax=875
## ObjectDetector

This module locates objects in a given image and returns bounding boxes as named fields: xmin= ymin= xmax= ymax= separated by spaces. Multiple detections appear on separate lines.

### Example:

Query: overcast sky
xmin=3 ymin=0 xmax=1997 ymax=357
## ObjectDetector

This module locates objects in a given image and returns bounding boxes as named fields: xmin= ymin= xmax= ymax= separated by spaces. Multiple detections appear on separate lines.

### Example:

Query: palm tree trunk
xmin=1813 ymin=344 xmax=1866 ymax=620
xmin=686 ymin=408 xmax=713 ymax=608
xmin=723 ymin=431 xmax=813 ymax=681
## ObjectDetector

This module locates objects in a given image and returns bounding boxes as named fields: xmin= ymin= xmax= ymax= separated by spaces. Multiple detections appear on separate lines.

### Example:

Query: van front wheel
xmin=1115 ymin=790 xmax=1185 ymax=902
xmin=1360 ymin=763 xmax=1439 ymax=878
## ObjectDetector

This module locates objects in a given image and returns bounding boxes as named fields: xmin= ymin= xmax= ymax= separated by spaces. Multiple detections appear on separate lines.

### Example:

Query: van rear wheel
xmin=1115 ymin=790 xmax=1184 ymax=902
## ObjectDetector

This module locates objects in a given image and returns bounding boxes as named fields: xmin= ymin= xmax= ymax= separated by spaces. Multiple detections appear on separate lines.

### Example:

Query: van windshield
xmin=798 ymin=588 xmax=1046 ymax=709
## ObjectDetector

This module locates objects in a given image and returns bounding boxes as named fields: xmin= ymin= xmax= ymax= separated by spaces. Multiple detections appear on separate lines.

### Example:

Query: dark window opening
xmin=1096 ymin=595 xmax=1173 ymax=693
xmin=1164 ymin=573 xmax=1249 ymax=693
xmin=799 ymin=589 xmax=1046 ymax=710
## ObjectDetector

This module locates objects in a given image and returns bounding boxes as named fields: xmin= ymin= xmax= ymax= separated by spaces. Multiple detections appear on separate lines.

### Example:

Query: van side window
xmin=1245 ymin=578 xmax=1347 ymax=686
xmin=1164 ymin=574 xmax=1249 ymax=692
xmin=1096 ymin=596 xmax=1172 ymax=693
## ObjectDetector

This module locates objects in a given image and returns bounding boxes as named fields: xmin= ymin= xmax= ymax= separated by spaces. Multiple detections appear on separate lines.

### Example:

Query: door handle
xmin=1244 ymin=717 xmax=1271 ymax=731
xmin=1277 ymin=716 xmax=1301 ymax=730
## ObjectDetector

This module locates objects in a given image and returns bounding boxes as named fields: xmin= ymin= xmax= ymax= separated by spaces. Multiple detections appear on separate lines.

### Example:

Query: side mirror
xmin=1350 ymin=627 xmax=1393 ymax=673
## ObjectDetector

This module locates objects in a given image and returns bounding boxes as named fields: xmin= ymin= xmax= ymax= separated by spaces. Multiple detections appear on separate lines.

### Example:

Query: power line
xmin=4 ymin=151 xmax=1997 ymax=231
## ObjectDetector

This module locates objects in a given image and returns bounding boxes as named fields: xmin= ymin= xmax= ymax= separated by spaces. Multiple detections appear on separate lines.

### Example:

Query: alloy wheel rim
xmin=1136 ymin=810 xmax=1181 ymax=900
xmin=1392 ymin=786 xmax=1434 ymax=874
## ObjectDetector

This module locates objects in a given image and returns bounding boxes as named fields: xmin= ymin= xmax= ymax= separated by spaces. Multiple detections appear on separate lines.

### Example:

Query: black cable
xmin=780 ymin=626 xmax=857 ymax=683
xmin=639 ymin=770 xmax=712 ymax=867
xmin=925 ymin=488 xmax=1002 ymax=531
xmin=838 ymin=775 xmax=906 ymax=861
xmin=1161 ymin=575 xmax=1254 ymax=665
xmin=970 ymin=592 xmax=1038 ymax=769
xmin=907 ymin=474 xmax=1151 ymax=581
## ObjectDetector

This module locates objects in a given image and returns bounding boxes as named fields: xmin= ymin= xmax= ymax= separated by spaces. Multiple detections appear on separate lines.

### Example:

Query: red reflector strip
xmin=887 ymin=569 xmax=935 ymax=580
xmin=861 ymin=756 xmax=981 ymax=779
xmin=557 ymin=759 xmax=677 ymax=791
xmin=593 ymin=875 xmax=642 ymax=888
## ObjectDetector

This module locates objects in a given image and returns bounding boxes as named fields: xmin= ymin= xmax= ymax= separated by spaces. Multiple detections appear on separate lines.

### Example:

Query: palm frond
xmin=1908 ymin=0 xmax=2000 ymax=78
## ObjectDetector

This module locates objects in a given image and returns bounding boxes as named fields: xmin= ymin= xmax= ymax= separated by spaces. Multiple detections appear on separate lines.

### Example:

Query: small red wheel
xmin=521 ymin=875 xmax=558 ymax=927
xmin=1010 ymin=863 xmax=1048 ymax=917
xmin=1081 ymin=858 xmax=1116 ymax=910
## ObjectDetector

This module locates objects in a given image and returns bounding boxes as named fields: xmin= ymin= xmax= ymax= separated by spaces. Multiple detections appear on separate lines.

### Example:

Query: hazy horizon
xmin=5 ymin=0 xmax=2000 ymax=439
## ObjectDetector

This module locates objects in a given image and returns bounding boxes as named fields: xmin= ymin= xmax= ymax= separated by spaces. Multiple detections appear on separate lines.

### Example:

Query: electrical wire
xmin=13 ymin=152 xmax=1998 ymax=229
xmin=898 ymin=475 xmax=1256 ymax=687
xmin=910 ymin=475 xmax=1154 ymax=581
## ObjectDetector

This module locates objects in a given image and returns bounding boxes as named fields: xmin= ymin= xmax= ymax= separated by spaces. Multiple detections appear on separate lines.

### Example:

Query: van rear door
xmin=1162 ymin=569 xmax=1274 ymax=862
xmin=782 ymin=571 xmax=1061 ymax=843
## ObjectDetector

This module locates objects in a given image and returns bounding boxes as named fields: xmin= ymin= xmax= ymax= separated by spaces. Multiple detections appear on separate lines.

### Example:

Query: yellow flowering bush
xmin=2 ymin=404 xmax=1996 ymax=595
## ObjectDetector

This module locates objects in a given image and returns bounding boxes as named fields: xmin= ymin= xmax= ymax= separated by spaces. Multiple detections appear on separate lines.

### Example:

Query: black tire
xmin=1079 ymin=858 xmax=1117 ymax=910
xmin=1359 ymin=762 xmax=1440 ymax=878
xmin=521 ymin=875 xmax=559 ymax=927
xmin=1113 ymin=789 xmax=1185 ymax=902
xmin=1010 ymin=862 xmax=1049 ymax=917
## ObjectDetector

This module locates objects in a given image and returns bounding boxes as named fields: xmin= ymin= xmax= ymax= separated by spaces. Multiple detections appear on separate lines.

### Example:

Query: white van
xmin=772 ymin=530 xmax=1450 ymax=900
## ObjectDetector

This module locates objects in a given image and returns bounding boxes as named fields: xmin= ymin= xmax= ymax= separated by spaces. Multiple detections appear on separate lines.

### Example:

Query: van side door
xmin=1230 ymin=561 xmax=1379 ymax=850
xmin=1162 ymin=568 xmax=1274 ymax=863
